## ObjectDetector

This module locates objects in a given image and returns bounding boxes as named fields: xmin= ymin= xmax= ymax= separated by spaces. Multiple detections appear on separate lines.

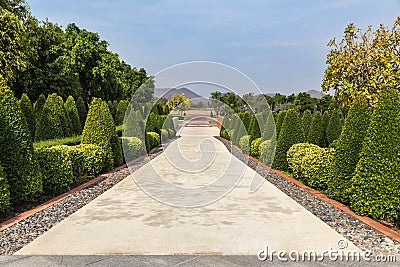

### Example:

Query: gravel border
xmin=216 ymin=137 xmax=400 ymax=257
xmin=0 ymin=147 xmax=165 ymax=256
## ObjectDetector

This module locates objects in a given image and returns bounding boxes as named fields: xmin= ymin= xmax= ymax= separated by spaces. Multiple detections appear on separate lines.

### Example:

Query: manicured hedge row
xmin=122 ymin=137 xmax=146 ymax=162
xmin=145 ymin=132 xmax=160 ymax=152
xmin=75 ymin=144 xmax=107 ymax=176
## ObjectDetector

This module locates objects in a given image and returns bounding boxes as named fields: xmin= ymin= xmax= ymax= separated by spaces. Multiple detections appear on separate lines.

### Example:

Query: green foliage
xmin=75 ymin=144 xmax=106 ymax=176
xmin=19 ymin=93 xmax=35 ymax=139
xmin=322 ymin=110 xmax=331 ymax=147
xmin=261 ymin=111 xmax=275 ymax=141
xmin=326 ymin=109 xmax=342 ymax=145
xmin=307 ymin=112 xmax=325 ymax=147
xmin=220 ymin=115 xmax=232 ymax=140
xmin=111 ymin=135 xmax=123 ymax=167
xmin=64 ymin=96 xmax=81 ymax=136
xmin=76 ymin=96 xmax=87 ymax=129
xmin=275 ymin=110 xmax=287 ymax=138
xmin=260 ymin=139 xmax=275 ymax=166
xmin=145 ymin=132 xmax=160 ymax=152
xmin=161 ymin=129 xmax=169 ymax=142
xmin=248 ymin=114 xmax=261 ymax=140
xmin=122 ymin=137 xmax=145 ymax=162
xmin=115 ymin=100 xmax=129 ymax=126
xmin=302 ymin=110 xmax=313 ymax=141
xmin=0 ymin=84 xmax=42 ymax=203
xmin=167 ymin=128 xmax=175 ymax=139
xmin=287 ymin=143 xmax=321 ymax=182
xmin=145 ymin=112 xmax=161 ymax=135
xmin=250 ymin=137 xmax=262 ymax=159
xmin=239 ymin=135 xmax=251 ymax=154
xmin=124 ymin=109 xmax=144 ymax=138
xmin=34 ymin=135 xmax=81 ymax=150
xmin=56 ymin=145 xmax=85 ymax=178
xmin=81 ymin=98 xmax=118 ymax=170
xmin=107 ymin=100 xmax=118 ymax=120
xmin=0 ymin=165 xmax=10 ymax=213
xmin=167 ymin=93 xmax=191 ymax=115
xmin=272 ymin=109 xmax=304 ymax=171
xmin=350 ymin=89 xmax=400 ymax=223
xmin=33 ymin=93 xmax=46 ymax=121
xmin=35 ymin=146 xmax=73 ymax=196
xmin=35 ymin=93 xmax=70 ymax=141
xmin=327 ymin=98 xmax=371 ymax=204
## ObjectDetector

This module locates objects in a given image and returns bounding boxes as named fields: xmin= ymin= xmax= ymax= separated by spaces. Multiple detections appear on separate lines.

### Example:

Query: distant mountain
xmin=154 ymin=87 xmax=209 ymax=104
xmin=307 ymin=90 xmax=325 ymax=99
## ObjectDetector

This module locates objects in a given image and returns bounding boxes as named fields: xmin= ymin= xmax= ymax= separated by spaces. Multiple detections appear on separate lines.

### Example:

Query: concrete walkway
xmin=16 ymin=127 xmax=359 ymax=256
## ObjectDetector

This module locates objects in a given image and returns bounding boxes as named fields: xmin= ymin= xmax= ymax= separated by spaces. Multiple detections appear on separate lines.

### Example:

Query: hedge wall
xmin=122 ymin=137 xmax=146 ymax=163
xmin=0 ymin=85 xmax=42 ymax=203
xmin=75 ymin=144 xmax=106 ymax=176
xmin=327 ymin=98 xmax=371 ymax=204
xmin=350 ymin=89 xmax=400 ymax=223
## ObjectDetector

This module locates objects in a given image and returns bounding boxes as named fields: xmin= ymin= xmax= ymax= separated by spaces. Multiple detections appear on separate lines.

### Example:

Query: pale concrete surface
xmin=16 ymin=127 xmax=360 ymax=256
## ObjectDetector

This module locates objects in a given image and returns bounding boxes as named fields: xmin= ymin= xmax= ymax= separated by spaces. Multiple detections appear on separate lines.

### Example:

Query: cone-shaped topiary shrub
xmin=350 ymin=89 xmax=400 ymax=223
xmin=107 ymin=100 xmax=118 ymax=121
xmin=231 ymin=113 xmax=247 ymax=146
xmin=76 ymin=96 xmax=87 ymax=129
xmin=308 ymin=112 xmax=325 ymax=147
xmin=327 ymin=98 xmax=371 ymax=204
xmin=20 ymin=93 xmax=35 ymax=139
xmin=81 ymin=98 xmax=119 ymax=170
xmin=326 ymin=109 xmax=342 ymax=145
xmin=261 ymin=111 xmax=276 ymax=141
xmin=248 ymin=114 xmax=261 ymax=141
xmin=322 ymin=110 xmax=331 ymax=147
xmin=35 ymin=93 xmax=70 ymax=141
xmin=0 ymin=165 xmax=10 ymax=213
xmin=272 ymin=109 xmax=304 ymax=171
xmin=275 ymin=110 xmax=287 ymax=138
xmin=64 ymin=96 xmax=81 ymax=136
xmin=33 ymin=93 xmax=46 ymax=123
xmin=124 ymin=109 xmax=144 ymax=138
xmin=0 ymin=82 xmax=42 ymax=203
xmin=302 ymin=110 xmax=313 ymax=141
xmin=115 ymin=100 xmax=129 ymax=126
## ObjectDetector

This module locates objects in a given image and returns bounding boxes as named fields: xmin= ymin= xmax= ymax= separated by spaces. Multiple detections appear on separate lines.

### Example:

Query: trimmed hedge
xmin=0 ymin=165 xmax=10 ymax=213
xmin=64 ymin=96 xmax=81 ymax=136
xmin=321 ymin=110 xmax=331 ymax=147
xmin=33 ymin=93 xmax=46 ymax=124
xmin=260 ymin=139 xmax=275 ymax=166
xmin=76 ymin=96 xmax=87 ymax=129
xmin=20 ymin=93 xmax=35 ymax=139
xmin=287 ymin=143 xmax=320 ymax=182
xmin=124 ymin=109 xmax=144 ymax=138
xmin=350 ymin=89 xmax=400 ymax=223
xmin=0 ymin=85 xmax=42 ymax=203
xmin=239 ymin=135 xmax=251 ymax=155
xmin=122 ymin=137 xmax=146 ymax=162
xmin=248 ymin=114 xmax=261 ymax=141
xmin=115 ymin=99 xmax=129 ymax=126
xmin=326 ymin=98 xmax=371 ymax=204
xmin=308 ymin=112 xmax=325 ymax=147
xmin=261 ymin=111 xmax=276 ymax=141
xmin=250 ymin=137 xmax=262 ymax=159
xmin=145 ymin=112 xmax=161 ymax=135
xmin=145 ymin=132 xmax=160 ymax=152
xmin=35 ymin=93 xmax=70 ymax=141
xmin=326 ymin=109 xmax=342 ymax=145
xmin=302 ymin=110 xmax=313 ymax=141
xmin=34 ymin=135 xmax=81 ymax=150
xmin=272 ymin=109 xmax=304 ymax=171
xmin=275 ymin=110 xmax=287 ymax=138
xmin=75 ymin=144 xmax=106 ymax=176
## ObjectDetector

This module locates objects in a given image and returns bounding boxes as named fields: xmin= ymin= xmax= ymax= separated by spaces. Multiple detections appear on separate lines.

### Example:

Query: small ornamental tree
xmin=35 ymin=93 xmax=70 ymax=141
xmin=302 ymin=110 xmax=313 ymax=141
xmin=64 ymin=96 xmax=81 ymax=136
xmin=81 ymin=98 xmax=119 ymax=170
xmin=115 ymin=99 xmax=129 ymax=126
xmin=275 ymin=110 xmax=287 ymax=138
xmin=20 ymin=93 xmax=35 ymax=139
xmin=272 ymin=109 xmax=304 ymax=171
xmin=0 ymin=81 xmax=42 ymax=203
xmin=76 ymin=96 xmax=87 ymax=129
xmin=326 ymin=109 xmax=342 ymax=145
xmin=327 ymin=97 xmax=371 ymax=204
xmin=308 ymin=112 xmax=325 ymax=147
xmin=350 ymin=89 xmax=400 ymax=223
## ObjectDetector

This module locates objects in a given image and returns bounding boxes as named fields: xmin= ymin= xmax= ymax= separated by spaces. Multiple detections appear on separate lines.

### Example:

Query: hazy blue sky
xmin=29 ymin=0 xmax=400 ymax=95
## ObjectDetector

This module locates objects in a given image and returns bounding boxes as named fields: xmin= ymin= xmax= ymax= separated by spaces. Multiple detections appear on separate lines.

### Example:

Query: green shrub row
xmin=122 ymin=137 xmax=146 ymax=163
xmin=145 ymin=132 xmax=161 ymax=152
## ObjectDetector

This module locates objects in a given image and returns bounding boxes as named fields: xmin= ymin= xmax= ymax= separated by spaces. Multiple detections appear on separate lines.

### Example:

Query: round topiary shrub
xmin=250 ymin=137 xmax=262 ymax=159
xmin=64 ymin=96 xmax=82 ymax=136
xmin=301 ymin=147 xmax=334 ymax=191
xmin=161 ymin=129 xmax=169 ymax=142
xmin=326 ymin=109 xmax=342 ymax=145
xmin=308 ymin=112 xmax=325 ymax=147
xmin=75 ymin=144 xmax=106 ymax=176
xmin=0 ymin=83 xmax=42 ymax=203
xmin=302 ymin=110 xmax=313 ymax=141
xmin=76 ymin=96 xmax=87 ymax=129
xmin=115 ymin=99 xmax=129 ymax=126
xmin=81 ymin=98 xmax=119 ymax=170
xmin=326 ymin=98 xmax=371 ymax=204
xmin=272 ymin=109 xmax=304 ymax=171
xmin=20 ymin=93 xmax=35 ymax=139
xmin=145 ymin=132 xmax=160 ymax=152
xmin=350 ymin=89 xmax=400 ymax=223
xmin=35 ymin=93 xmax=70 ymax=141
xmin=287 ymin=143 xmax=320 ymax=182
xmin=239 ymin=135 xmax=251 ymax=155
xmin=0 ymin=165 xmax=10 ymax=213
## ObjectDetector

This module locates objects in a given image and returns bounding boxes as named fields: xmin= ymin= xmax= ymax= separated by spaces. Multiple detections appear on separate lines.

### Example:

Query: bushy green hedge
xmin=302 ymin=110 xmax=313 ymax=141
xmin=327 ymin=98 xmax=371 ymax=204
xmin=326 ymin=109 xmax=342 ymax=145
xmin=64 ymin=96 xmax=81 ymax=136
xmin=122 ymin=137 xmax=146 ymax=162
xmin=272 ymin=109 xmax=303 ymax=171
xmin=239 ymin=135 xmax=251 ymax=154
xmin=145 ymin=132 xmax=160 ymax=152
xmin=57 ymin=145 xmax=85 ymax=178
xmin=124 ymin=109 xmax=144 ymax=138
xmin=35 ymin=93 xmax=70 ymax=141
xmin=350 ymin=89 xmax=400 ymax=223
xmin=0 ymin=85 xmax=42 ymax=203
xmin=260 ymin=139 xmax=275 ymax=166
xmin=20 ymin=93 xmax=35 ymax=139
xmin=250 ymin=137 xmax=262 ymax=159
xmin=248 ymin=114 xmax=261 ymax=141
xmin=115 ymin=100 xmax=129 ymax=126
xmin=0 ymin=165 xmax=10 ymax=213
xmin=76 ymin=96 xmax=87 ymax=129
xmin=107 ymin=100 xmax=118 ymax=121
xmin=75 ymin=144 xmax=106 ymax=176
xmin=145 ymin=112 xmax=161 ymax=135
xmin=261 ymin=111 xmax=276 ymax=141
xmin=287 ymin=143 xmax=334 ymax=191
xmin=34 ymin=135 xmax=81 ymax=150
xmin=308 ymin=112 xmax=325 ymax=147
xmin=36 ymin=146 xmax=74 ymax=196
